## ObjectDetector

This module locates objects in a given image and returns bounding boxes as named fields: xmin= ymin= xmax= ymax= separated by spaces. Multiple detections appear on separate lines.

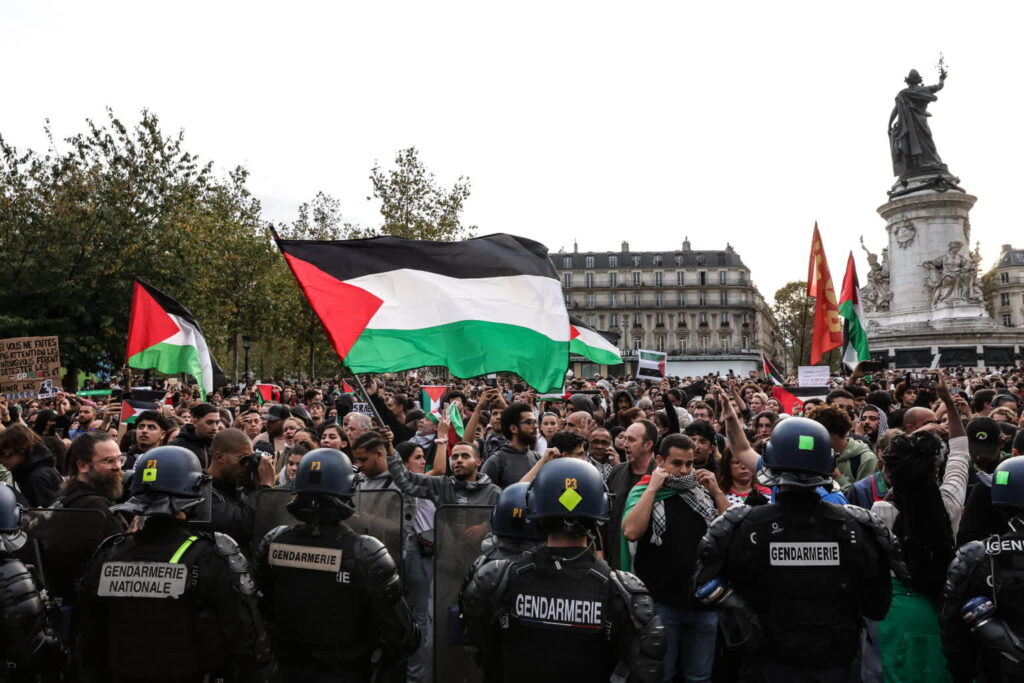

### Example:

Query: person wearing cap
xmin=168 ymin=402 xmax=225 ymax=469
xmin=956 ymin=417 xmax=1010 ymax=546
xmin=941 ymin=456 xmax=1024 ymax=682
xmin=693 ymin=417 xmax=896 ymax=680
xmin=254 ymin=448 xmax=419 ymax=681
xmin=462 ymin=457 xmax=664 ymax=682
xmin=253 ymin=404 xmax=291 ymax=456
xmin=78 ymin=445 xmax=273 ymax=681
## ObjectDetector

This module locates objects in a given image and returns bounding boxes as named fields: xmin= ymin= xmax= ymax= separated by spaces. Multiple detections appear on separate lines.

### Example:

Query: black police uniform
xmin=695 ymin=489 xmax=895 ymax=679
xmin=463 ymin=545 xmax=663 ymax=683
xmin=79 ymin=516 xmax=273 ymax=682
xmin=252 ymin=448 xmax=418 ymax=682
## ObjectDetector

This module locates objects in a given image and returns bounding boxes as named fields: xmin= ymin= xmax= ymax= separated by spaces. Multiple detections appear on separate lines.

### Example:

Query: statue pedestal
xmin=865 ymin=177 xmax=1022 ymax=368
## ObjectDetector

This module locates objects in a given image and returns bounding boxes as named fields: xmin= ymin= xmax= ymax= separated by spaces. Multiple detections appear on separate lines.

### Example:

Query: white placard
xmin=798 ymin=366 xmax=830 ymax=387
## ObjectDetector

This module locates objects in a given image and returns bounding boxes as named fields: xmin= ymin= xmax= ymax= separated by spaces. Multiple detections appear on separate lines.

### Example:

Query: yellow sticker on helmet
xmin=142 ymin=468 xmax=157 ymax=482
xmin=559 ymin=487 xmax=582 ymax=512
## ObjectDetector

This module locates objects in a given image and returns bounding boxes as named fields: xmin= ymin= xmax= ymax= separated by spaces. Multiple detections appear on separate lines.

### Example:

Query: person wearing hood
xmin=168 ymin=402 xmax=224 ymax=468
xmin=605 ymin=390 xmax=636 ymax=430
xmin=860 ymin=404 xmax=889 ymax=447
xmin=807 ymin=404 xmax=878 ymax=494
xmin=0 ymin=424 xmax=62 ymax=507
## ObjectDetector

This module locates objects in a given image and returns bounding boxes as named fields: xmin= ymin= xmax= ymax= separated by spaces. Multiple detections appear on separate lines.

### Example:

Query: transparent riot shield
xmin=250 ymin=488 xmax=300 ymax=549
xmin=433 ymin=505 xmax=493 ymax=683
xmin=350 ymin=488 xmax=404 ymax=574
xmin=16 ymin=508 xmax=109 ymax=606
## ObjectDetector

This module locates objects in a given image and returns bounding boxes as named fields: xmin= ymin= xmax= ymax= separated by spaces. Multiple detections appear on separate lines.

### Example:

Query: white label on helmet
xmin=269 ymin=543 xmax=343 ymax=572
xmin=769 ymin=542 xmax=840 ymax=566
xmin=97 ymin=562 xmax=188 ymax=599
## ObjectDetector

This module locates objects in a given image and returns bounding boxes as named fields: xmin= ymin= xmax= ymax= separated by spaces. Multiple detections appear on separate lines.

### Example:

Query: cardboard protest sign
xmin=0 ymin=336 xmax=61 ymax=397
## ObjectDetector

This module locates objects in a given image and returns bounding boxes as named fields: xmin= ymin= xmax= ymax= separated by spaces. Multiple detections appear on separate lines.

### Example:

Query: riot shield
xmin=15 ymin=508 xmax=109 ymax=606
xmin=350 ymin=488 xmax=404 ymax=574
xmin=250 ymin=488 xmax=300 ymax=549
xmin=433 ymin=504 xmax=493 ymax=683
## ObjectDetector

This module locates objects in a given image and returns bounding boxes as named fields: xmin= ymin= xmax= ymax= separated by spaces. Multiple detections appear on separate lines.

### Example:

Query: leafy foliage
xmin=771 ymin=281 xmax=815 ymax=372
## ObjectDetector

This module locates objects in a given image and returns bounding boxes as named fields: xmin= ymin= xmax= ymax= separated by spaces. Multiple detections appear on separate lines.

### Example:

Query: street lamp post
xmin=242 ymin=336 xmax=252 ymax=379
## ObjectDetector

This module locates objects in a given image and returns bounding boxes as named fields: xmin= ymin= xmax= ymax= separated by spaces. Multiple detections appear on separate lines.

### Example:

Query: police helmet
xmin=991 ymin=457 xmax=1024 ymax=509
xmin=491 ymin=482 xmax=541 ymax=541
xmin=760 ymin=417 xmax=834 ymax=488
xmin=115 ymin=446 xmax=210 ymax=517
xmin=0 ymin=485 xmax=26 ymax=553
xmin=292 ymin=449 xmax=355 ymax=499
xmin=526 ymin=458 xmax=608 ymax=522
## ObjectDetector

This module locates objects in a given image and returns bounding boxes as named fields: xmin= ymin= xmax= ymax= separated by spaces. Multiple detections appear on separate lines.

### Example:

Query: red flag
xmin=806 ymin=224 xmax=842 ymax=365
xmin=771 ymin=385 xmax=805 ymax=416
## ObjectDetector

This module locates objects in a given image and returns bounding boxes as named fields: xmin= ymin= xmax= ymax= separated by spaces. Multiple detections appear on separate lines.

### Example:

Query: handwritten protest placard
xmin=0 ymin=336 xmax=61 ymax=397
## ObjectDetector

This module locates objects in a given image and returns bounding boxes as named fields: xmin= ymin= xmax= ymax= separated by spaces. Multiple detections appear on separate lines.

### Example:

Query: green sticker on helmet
xmin=798 ymin=435 xmax=815 ymax=451
xmin=558 ymin=487 xmax=582 ymax=512
xmin=142 ymin=467 xmax=157 ymax=482
xmin=996 ymin=471 xmax=1010 ymax=485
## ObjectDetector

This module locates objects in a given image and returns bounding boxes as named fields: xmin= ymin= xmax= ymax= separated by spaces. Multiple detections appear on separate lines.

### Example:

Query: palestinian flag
xmin=618 ymin=474 xmax=678 ymax=571
xmin=761 ymin=352 xmax=785 ymax=386
xmin=255 ymin=383 xmax=281 ymax=405
xmin=426 ymin=400 xmax=464 ymax=438
xmin=126 ymin=280 xmax=225 ymax=400
xmin=636 ymin=350 xmax=666 ymax=380
xmin=569 ymin=316 xmax=622 ymax=365
xmin=839 ymin=252 xmax=871 ymax=370
xmin=275 ymin=233 xmax=570 ymax=392
xmin=120 ymin=398 xmax=160 ymax=424
xmin=421 ymin=385 xmax=449 ymax=418
xmin=341 ymin=380 xmax=356 ymax=394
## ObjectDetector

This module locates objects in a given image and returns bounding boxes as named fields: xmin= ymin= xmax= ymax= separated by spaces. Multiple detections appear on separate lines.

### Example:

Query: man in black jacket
xmin=122 ymin=410 xmax=169 ymax=470
xmin=169 ymin=403 xmax=224 ymax=468
xmin=207 ymin=428 xmax=276 ymax=555
xmin=0 ymin=424 xmax=62 ymax=507
xmin=55 ymin=432 xmax=127 ymax=538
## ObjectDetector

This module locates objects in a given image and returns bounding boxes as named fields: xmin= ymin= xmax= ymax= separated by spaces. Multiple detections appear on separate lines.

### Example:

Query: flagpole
xmin=353 ymin=374 xmax=387 ymax=428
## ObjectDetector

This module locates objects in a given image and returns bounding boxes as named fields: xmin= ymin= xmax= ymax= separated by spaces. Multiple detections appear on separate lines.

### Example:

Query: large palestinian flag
xmin=126 ymin=280 xmax=226 ymax=400
xmin=275 ymin=233 xmax=570 ymax=393
xmin=569 ymin=316 xmax=622 ymax=365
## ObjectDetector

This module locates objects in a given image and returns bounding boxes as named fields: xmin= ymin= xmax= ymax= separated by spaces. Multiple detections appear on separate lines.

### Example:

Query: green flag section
xmin=426 ymin=399 xmax=464 ymax=438
xmin=126 ymin=280 xmax=226 ymax=400
xmin=618 ymin=474 xmax=675 ymax=571
xmin=839 ymin=252 xmax=871 ymax=369
xmin=569 ymin=316 xmax=622 ymax=365
xmin=274 ymin=233 xmax=570 ymax=393
xmin=421 ymin=385 xmax=449 ymax=419
xmin=636 ymin=349 xmax=666 ymax=380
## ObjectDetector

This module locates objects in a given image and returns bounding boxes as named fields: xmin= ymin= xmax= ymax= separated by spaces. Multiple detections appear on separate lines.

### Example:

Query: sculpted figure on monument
xmin=859 ymin=237 xmax=892 ymax=313
xmin=888 ymin=66 xmax=949 ymax=179
xmin=922 ymin=241 xmax=981 ymax=306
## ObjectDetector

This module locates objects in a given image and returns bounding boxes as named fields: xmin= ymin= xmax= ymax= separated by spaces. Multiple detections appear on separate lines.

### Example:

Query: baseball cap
xmin=266 ymin=404 xmax=292 ymax=422
xmin=967 ymin=417 xmax=1000 ymax=450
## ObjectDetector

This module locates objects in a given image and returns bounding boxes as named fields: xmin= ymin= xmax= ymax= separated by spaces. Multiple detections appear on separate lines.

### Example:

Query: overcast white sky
xmin=3 ymin=1 xmax=1021 ymax=300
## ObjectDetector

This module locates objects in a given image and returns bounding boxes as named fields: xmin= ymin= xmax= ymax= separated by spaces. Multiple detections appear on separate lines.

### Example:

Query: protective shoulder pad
xmin=609 ymin=569 xmax=656 ymax=630
xmin=707 ymin=504 xmax=751 ymax=540
xmin=352 ymin=534 xmax=401 ymax=601
xmin=948 ymin=541 xmax=986 ymax=583
xmin=461 ymin=558 xmax=513 ymax=622
xmin=213 ymin=532 xmax=249 ymax=573
xmin=88 ymin=531 xmax=130 ymax=564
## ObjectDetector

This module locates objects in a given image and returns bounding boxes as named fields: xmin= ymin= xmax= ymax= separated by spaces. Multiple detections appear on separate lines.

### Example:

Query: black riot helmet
xmin=761 ymin=417 xmax=834 ymax=488
xmin=115 ymin=446 xmax=211 ymax=518
xmin=288 ymin=449 xmax=356 ymax=523
xmin=491 ymin=482 xmax=541 ymax=541
xmin=0 ymin=485 xmax=26 ymax=553
xmin=991 ymin=457 xmax=1024 ymax=510
xmin=526 ymin=458 xmax=609 ymax=523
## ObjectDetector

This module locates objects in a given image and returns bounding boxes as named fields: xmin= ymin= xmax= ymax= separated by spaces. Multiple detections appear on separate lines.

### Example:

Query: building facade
xmin=986 ymin=244 xmax=1024 ymax=328
xmin=554 ymin=239 xmax=785 ymax=376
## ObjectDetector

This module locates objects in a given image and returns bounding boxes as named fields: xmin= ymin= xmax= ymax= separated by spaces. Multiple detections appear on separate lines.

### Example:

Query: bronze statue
xmin=888 ymin=64 xmax=949 ymax=179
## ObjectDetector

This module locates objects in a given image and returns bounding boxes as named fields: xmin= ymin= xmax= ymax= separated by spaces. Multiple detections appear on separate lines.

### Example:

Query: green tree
xmin=772 ymin=281 xmax=815 ymax=372
xmin=366 ymin=147 xmax=475 ymax=240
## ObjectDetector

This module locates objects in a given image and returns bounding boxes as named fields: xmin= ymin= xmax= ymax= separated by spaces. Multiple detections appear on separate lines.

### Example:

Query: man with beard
xmin=68 ymin=402 xmax=97 ymax=440
xmin=207 ymin=428 xmax=276 ymax=555
xmin=123 ymin=410 xmax=169 ymax=470
xmin=604 ymin=420 xmax=658 ymax=570
xmin=859 ymin=404 xmax=888 ymax=447
xmin=387 ymin=439 xmax=500 ymax=506
xmin=480 ymin=403 xmax=540 ymax=489
xmin=253 ymin=404 xmax=290 ymax=455
xmin=55 ymin=432 xmax=127 ymax=537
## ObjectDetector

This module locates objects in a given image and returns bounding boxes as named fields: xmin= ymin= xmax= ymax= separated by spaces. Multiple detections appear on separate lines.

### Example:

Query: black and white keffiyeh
xmin=650 ymin=473 xmax=719 ymax=546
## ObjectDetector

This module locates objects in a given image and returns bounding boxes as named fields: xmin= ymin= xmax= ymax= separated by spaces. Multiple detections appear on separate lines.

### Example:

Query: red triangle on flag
xmin=281 ymin=252 xmax=384 ymax=358
xmin=121 ymin=400 xmax=137 ymax=421
xmin=569 ymin=324 xmax=581 ymax=341
xmin=127 ymin=281 xmax=181 ymax=358
xmin=341 ymin=380 xmax=356 ymax=394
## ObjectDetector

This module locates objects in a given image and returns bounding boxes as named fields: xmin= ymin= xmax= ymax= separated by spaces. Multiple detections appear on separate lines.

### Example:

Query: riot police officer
xmin=693 ymin=417 xmax=895 ymax=681
xmin=78 ymin=446 xmax=273 ymax=682
xmin=461 ymin=458 xmax=665 ymax=682
xmin=254 ymin=448 xmax=419 ymax=682
xmin=0 ymin=484 xmax=62 ymax=680
xmin=474 ymin=482 xmax=541 ymax=568
xmin=941 ymin=455 xmax=1024 ymax=681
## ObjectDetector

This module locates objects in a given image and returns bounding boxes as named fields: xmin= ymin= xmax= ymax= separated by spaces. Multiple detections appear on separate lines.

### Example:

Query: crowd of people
xmin=1 ymin=361 xmax=1024 ymax=681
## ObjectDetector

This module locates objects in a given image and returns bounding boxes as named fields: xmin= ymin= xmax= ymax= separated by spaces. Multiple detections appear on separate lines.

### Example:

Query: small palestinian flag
xmin=839 ymin=252 xmax=871 ymax=370
xmin=636 ymin=350 xmax=667 ymax=380
xmin=274 ymin=233 xmax=570 ymax=392
xmin=126 ymin=280 xmax=226 ymax=400
xmin=761 ymin=352 xmax=785 ymax=386
xmin=121 ymin=398 xmax=160 ymax=424
xmin=255 ymin=383 xmax=281 ymax=405
xmin=341 ymin=380 xmax=356 ymax=394
xmin=421 ymin=385 xmax=449 ymax=418
xmin=426 ymin=400 xmax=464 ymax=438
xmin=569 ymin=316 xmax=622 ymax=365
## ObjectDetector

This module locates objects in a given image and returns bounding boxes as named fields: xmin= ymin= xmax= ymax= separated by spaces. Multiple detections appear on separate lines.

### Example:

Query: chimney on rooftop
xmin=621 ymin=241 xmax=629 ymax=252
